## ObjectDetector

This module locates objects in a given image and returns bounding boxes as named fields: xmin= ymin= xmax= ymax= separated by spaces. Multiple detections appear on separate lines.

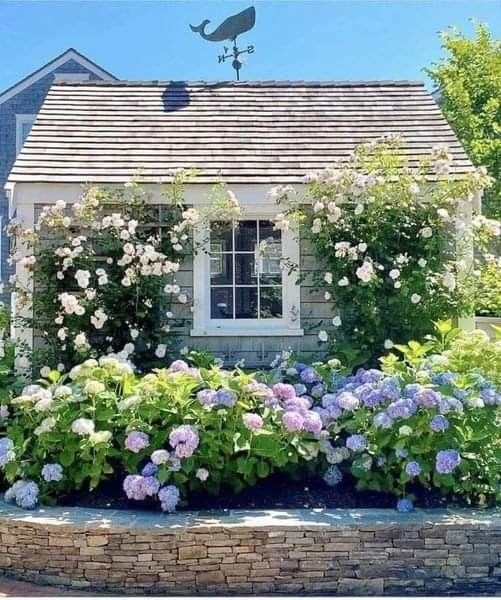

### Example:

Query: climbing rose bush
xmin=271 ymin=137 xmax=495 ymax=364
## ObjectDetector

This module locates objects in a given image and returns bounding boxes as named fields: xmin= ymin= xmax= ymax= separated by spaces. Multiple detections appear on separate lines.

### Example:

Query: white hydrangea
xmin=71 ymin=418 xmax=95 ymax=436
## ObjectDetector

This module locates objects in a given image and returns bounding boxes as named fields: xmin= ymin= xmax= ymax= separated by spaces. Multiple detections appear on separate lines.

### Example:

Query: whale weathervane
xmin=190 ymin=7 xmax=256 ymax=80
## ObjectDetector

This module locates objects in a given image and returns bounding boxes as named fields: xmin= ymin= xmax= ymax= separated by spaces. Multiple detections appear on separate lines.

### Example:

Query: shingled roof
xmin=8 ymin=80 xmax=473 ymax=184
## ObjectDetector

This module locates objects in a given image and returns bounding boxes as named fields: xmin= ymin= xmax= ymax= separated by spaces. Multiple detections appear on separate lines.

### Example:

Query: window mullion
xmin=232 ymin=221 xmax=236 ymax=320
xmin=256 ymin=219 xmax=261 ymax=321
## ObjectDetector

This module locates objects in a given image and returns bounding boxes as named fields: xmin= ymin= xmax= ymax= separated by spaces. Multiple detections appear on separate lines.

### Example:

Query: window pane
xmin=210 ymin=253 xmax=232 ymax=284
xmin=235 ymin=220 xmax=257 ymax=251
xmin=235 ymin=253 xmax=257 ymax=285
xmin=211 ymin=287 xmax=233 ymax=319
xmin=235 ymin=287 xmax=258 ymax=318
xmin=260 ymin=287 xmax=283 ymax=318
xmin=211 ymin=222 xmax=233 ymax=251
xmin=259 ymin=220 xmax=281 ymax=244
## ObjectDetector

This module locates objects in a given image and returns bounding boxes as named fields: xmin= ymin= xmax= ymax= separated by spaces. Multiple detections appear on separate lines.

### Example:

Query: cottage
xmin=6 ymin=80 xmax=474 ymax=366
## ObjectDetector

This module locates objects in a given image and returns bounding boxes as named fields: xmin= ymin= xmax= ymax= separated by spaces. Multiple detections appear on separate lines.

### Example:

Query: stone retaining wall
xmin=0 ymin=502 xmax=500 ymax=595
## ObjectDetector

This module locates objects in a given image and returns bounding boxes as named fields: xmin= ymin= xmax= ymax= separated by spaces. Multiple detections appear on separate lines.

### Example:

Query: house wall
xmin=0 ymin=59 xmax=105 ymax=304
xmin=11 ymin=182 xmax=330 ymax=367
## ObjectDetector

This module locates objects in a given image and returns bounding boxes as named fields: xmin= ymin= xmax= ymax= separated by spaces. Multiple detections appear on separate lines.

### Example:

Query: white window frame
xmin=191 ymin=211 xmax=303 ymax=337
xmin=53 ymin=72 xmax=90 ymax=82
xmin=15 ymin=114 xmax=36 ymax=155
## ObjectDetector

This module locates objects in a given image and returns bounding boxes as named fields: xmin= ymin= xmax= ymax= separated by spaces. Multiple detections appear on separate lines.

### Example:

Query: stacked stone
xmin=0 ymin=512 xmax=500 ymax=594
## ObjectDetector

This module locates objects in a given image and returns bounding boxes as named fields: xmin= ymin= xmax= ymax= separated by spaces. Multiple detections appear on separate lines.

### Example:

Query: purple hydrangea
xmin=358 ymin=369 xmax=384 ymax=384
xmin=373 ymin=412 xmax=393 ymax=429
xmin=5 ymin=480 xmax=39 ymax=509
xmin=302 ymin=411 xmax=323 ymax=434
xmin=386 ymin=399 xmax=416 ymax=420
xmin=346 ymin=434 xmax=367 ymax=453
xmin=415 ymin=388 xmax=441 ymax=408
xmin=272 ymin=383 xmax=296 ymax=400
xmin=41 ymin=463 xmax=63 ymax=482
xmin=197 ymin=389 xmax=217 ymax=407
xmin=404 ymin=383 xmax=424 ymax=399
xmin=430 ymin=415 xmax=449 ymax=433
xmin=300 ymin=367 xmax=321 ymax=384
xmin=123 ymin=475 xmax=160 ymax=501
xmin=283 ymin=396 xmax=311 ymax=413
xmin=168 ymin=359 xmax=190 ymax=373
xmin=323 ymin=465 xmax=343 ymax=487
xmin=336 ymin=391 xmax=360 ymax=411
xmin=405 ymin=461 xmax=422 ymax=477
xmin=435 ymin=449 xmax=461 ymax=474
xmin=141 ymin=462 xmax=159 ymax=477
xmin=282 ymin=411 xmax=304 ymax=432
xmin=321 ymin=393 xmax=337 ymax=408
xmin=214 ymin=389 xmax=237 ymax=408
xmin=158 ymin=484 xmax=180 ymax=512
xmin=355 ymin=384 xmax=385 ymax=408
xmin=380 ymin=377 xmax=401 ymax=401
xmin=396 ymin=498 xmax=414 ymax=513
xmin=169 ymin=425 xmax=199 ymax=458
xmin=243 ymin=412 xmax=264 ymax=431
xmin=125 ymin=431 xmax=150 ymax=453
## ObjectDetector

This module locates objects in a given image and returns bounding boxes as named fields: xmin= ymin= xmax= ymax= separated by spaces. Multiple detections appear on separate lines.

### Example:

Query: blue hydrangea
xmin=430 ymin=415 xmax=449 ymax=432
xmin=141 ymin=462 xmax=159 ymax=477
xmin=432 ymin=371 xmax=457 ymax=386
xmin=214 ymin=389 xmax=237 ymax=408
xmin=346 ymin=434 xmax=367 ymax=453
xmin=158 ymin=484 xmax=180 ymax=512
xmin=300 ymin=367 xmax=321 ymax=384
xmin=435 ymin=449 xmax=461 ymax=474
xmin=41 ymin=463 xmax=63 ymax=482
xmin=0 ymin=437 xmax=15 ymax=468
xmin=396 ymin=498 xmax=414 ymax=513
xmin=387 ymin=399 xmax=416 ymax=420
xmin=380 ymin=377 xmax=401 ymax=401
xmin=405 ymin=461 xmax=422 ymax=477
xmin=404 ymin=383 xmax=424 ymax=399
xmin=323 ymin=465 xmax=343 ymax=487
xmin=373 ymin=412 xmax=393 ymax=429
xmin=5 ymin=480 xmax=39 ymax=509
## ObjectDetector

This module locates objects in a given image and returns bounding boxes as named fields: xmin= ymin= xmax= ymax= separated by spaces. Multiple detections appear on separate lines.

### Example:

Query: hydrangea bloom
xmin=405 ymin=461 xmax=421 ymax=477
xmin=323 ymin=465 xmax=343 ymax=487
xmin=272 ymin=383 xmax=296 ymax=400
xmin=303 ymin=411 xmax=323 ymax=434
xmin=168 ymin=360 xmax=190 ymax=373
xmin=387 ymin=399 xmax=417 ymax=420
xmin=396 ymin=498 xmax=414 ymax=513
xmin=346 ymin=434 xmax=367 ymax=453
xmin=123 ymin=475 xmax=160 ymax=500
xmin=5 ymin=480 xmax=39 ymax=509
xmin=169 ymin=425 xmax=199 ymax=458
xmin=159 ymin=485 xmax=180 ymax=512
xmin=125 ymin=431 xmax=150 ymax=453
xmin=333 ymin=391 xmax=357 ymax=411
xmin=282 ymin=411 xmax=304 ymax=432
xmin=435 ymin=449 xmax=461 ymax=474
xmin=197 ymin=389 xmax=217 ymax=407
xmin=243 ymin=413 xmax=264 ymax=431
xmin=141 ymin=462 xmax=158 ymax=477
xmin=430 ymin=415 xmax=449 ymax=432
xmin=300 ymin=367 xmax=321 ymax=384
xmin=151 ymin=449 xmax=170 ymax=465
xmin=373 ymin=412 xmax=393 ymax=429
xmin=214 ymin=389 xmax=237 ymax=408
xmin=41 ymin=463 xmax=63 ymax=482
xmin=415 ymin=388 xmax=441 ymax=408
xmin=71 ymin=418 xmax=95 ymax=436
xmin=0 ymin=437 xmax=15 ymax=468
xmin=294 ymin=383 xmax=307 ymax=396
xmin=196 ymin=468 xmax=209 ymax=481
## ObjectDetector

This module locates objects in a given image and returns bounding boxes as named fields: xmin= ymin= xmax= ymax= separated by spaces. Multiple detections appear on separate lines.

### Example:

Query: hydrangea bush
xmin=271 ymin=138 xmax=495 ymax=363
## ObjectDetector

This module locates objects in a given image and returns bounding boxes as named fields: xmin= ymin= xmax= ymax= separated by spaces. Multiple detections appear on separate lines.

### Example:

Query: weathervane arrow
xmin=190 ymin=6 xmax=256 ymax=80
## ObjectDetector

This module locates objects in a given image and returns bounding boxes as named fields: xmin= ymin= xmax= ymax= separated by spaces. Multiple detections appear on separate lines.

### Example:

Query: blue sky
xmin=0 ymin=0 xmax=499 ymax=91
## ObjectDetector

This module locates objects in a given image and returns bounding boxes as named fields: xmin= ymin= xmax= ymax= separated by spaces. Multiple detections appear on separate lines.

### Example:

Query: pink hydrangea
xmin=242 ymin=413 xmax=264 ymax=431
xmin=169 ymin=425 xmax=199 ymax=458
xmin=125 ymin=431 xmax=150 ymax=453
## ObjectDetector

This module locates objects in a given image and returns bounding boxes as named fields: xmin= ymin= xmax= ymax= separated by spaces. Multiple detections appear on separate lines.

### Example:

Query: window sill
xmin=190 ymin=327 xmax=304 ymax=337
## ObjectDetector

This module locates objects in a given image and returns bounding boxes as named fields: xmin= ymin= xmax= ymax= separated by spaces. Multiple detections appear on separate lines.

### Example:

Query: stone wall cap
xmin=0 ymin=500 xmax=500 ymax=533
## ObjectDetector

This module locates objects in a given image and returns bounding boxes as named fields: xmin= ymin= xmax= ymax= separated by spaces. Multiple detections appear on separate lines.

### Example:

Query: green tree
xmin=426 ymin=22 xmax=501 ymax=218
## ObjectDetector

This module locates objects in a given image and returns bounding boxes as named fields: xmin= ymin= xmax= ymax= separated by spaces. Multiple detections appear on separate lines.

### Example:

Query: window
xmin=192 ymin=216 xmax=302 ymax=336
xmin=15 ymin=114 xmax=36 ymax=155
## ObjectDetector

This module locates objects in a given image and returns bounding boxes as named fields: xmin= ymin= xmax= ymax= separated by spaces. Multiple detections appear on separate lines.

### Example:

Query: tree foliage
xmin=426 ymin=22 xmax=501 ymax=218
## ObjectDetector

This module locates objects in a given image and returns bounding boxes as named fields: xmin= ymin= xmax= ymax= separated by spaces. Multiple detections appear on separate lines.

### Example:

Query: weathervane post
xmin=190 ymin=6 xmax=256 ymax=80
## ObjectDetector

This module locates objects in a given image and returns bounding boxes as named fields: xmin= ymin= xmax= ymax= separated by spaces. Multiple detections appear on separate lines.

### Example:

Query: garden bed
xmin=0 ymin=500 xmax=499 ymax=595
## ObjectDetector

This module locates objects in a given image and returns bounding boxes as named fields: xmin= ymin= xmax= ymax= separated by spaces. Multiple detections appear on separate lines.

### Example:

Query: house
xmin=6 ymin=80 xmax=474 ymax=366
xmin=0 ymin=49 xmax=116 ymax=302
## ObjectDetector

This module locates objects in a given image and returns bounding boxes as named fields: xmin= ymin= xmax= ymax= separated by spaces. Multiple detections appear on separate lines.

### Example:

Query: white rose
xmin=318 ymin=330 xmax=328 ymax=342
xmin=338 ymin=277 xmax=349 ymax=287
xmin=411 ymin=293 xmax=422 ymax=304
xmin=384 ymin=339 xmax=394 ymax=349
xmin=155 ymin=344 xmax=167 ymax=359
xmin=389 ymin=269 xmax=400 ymax=280
xmin=418 ymin=258 xmax=427 ymax=268
xmin=332 ymin=316 xmax=342 ymax=327
xmin=324 ymin=272 xmax=333 ymax=285
xmin=420 ymin=227 xmax=433 ymax=239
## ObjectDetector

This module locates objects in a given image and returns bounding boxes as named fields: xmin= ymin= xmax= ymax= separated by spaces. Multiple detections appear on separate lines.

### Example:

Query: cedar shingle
xmin=8 ymin=80 xmax=473 ymax=184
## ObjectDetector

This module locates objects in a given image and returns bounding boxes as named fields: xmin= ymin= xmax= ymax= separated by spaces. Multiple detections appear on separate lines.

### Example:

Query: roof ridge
xmin=51 ymin=79 xmax=425 ymax=87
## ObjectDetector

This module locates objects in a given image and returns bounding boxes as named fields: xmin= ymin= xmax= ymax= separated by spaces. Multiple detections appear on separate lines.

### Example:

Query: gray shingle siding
xmin=0 ymin=59 xmax=105 ymax=304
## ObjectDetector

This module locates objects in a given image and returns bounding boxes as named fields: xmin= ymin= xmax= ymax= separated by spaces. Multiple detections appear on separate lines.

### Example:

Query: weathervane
xmin=190 ymin=6 xmax=256 ymax=80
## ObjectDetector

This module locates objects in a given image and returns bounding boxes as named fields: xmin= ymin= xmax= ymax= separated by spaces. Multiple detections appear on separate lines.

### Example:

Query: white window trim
xmin=15 ymin=114 xmax=36 ymax=156
xmin=191 ymin=211 xmax=303 ymax=337
xmin=53 ymin=72 xmax=90 ymax=82
xmin=0 ymin=216 xmax=2 ymax=280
